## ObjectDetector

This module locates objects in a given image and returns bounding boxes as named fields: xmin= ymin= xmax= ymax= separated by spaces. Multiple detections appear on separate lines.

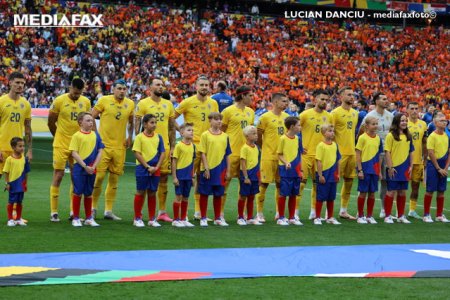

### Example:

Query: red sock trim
xmin=7 ymin=203 xmax=13 ymax=220
xmin=384 ymin=194 xmax=394 ymax=217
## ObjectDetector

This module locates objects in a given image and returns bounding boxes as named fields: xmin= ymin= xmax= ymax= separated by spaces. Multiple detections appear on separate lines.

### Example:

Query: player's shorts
xmin=339 ymin=155 xmax=356 ymax=179
xmin=96 ymin=148 xmax=126 ymax=175
xmin=260 ymin=160 xmax=279 ymax=184
xmin=136 ymin=175 xmax=160 ymax=192
xmin=301 ymin=155 xmax=316 ymax=181
xmin=410 ymin=164 xmax=424 ymax=182
xmin=0 ymin=151 xmax=12 ymax=175
xmin=8 ymin=192 xmax=24 ymax=204
xmin=73 ymin=174 xmax=96 ymax=196
xmin=280 ymin=177 xmax=301 ymax=197
xmin=52 ymin=147 xmax=74 ymax=170
xmin=426 ymin=163 xmax=447 ymax=193
xmin=316 ymin=181 xmax=337 ymax=202
xmin=159 ymin=152 xmax=171 ymax=174
xmin=386 ymin=180 xmax=408 ymax=191
xmin=198 ymin=173 xmax=225 ymax=196
xmin=228 ymin=156 xmax=240 ymax=178
xmin=357 ymin=174 xmax=379 ymax=193
xmin=239 ymin=180 xmax=260 ymax=196
xmin=175 ymin=179 xmax=193 ymax=197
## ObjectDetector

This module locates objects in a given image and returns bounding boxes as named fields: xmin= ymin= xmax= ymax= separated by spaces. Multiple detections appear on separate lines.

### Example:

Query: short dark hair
xmin=71 ymin=78 xmax=85 ymax=90
xmin=271 ymin=93 xmax=287 ymax=102
xmin=372 ymin=92 xmax=385 ymax=104
xmin=77 ymin=112 xmax=92 ymax=124
xmin=143 ymin=114 xmax=156 ymax=124
xmin=358 ymin=100 xmax=367 ymax=108
xmin=161 ymin=90 xmax=171 ymax=101
xmin=217 ymin=81 xmax=227 ymax=91
xmin=284 ymin=116 xmax=299 ymax=129
xmin=10 ymin=137 xmax=24 ymax=148
xmin=179 ymin=122 xmax=194 ymax=131
xmin=338 ymin=86 xmax=352 ymax=95
xmin=9 ymin=72 xmax=25 ymax=82
xmin=407 ymin=101 xmax=419 ymax=108
xmin=235 ymin=85 xmax=252 ymax=102
xmin=313 ymin=89 xmax=329 ymax=98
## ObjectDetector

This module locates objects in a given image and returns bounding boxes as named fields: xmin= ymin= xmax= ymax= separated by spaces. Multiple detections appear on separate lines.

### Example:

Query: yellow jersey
xmin=175 ymin=95 xmax=218 ymax=144
xmin=94 ymin=95 xmax=134 ymax=149
xmin=50 ymin=93 xmax=91 ymax=149
xmin=407 ymin=119 xmax=427 ymax=164
xmin=330 ymin=106 xmax=358 ymax=155
xmin=299 ymin=108 xmax=331 ymax=157
xmin=257 ymin=111 xmax=289 ymax=161
xmin=0 ymin=94 xmax=31 ymax=151
xmin=222 ymin=104 xmax=255 ymax=157
xmin=136 ymin=97 xmax=175 ymax=149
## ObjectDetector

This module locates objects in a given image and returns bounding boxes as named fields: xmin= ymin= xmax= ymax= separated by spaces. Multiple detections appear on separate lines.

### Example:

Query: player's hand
xmin=148 ymin=166 xmax=157 ymax=175
xmin=319 ymin=175 xmax=325 ymax=184
xmin=388 ymin=167 xmax=397 ymax=179
xmin=173 ymin=178 xmax=179 ymax=186
xmin=244 ymin=178 xmax=251 ymax=184
xmin=226 ymin=171 xmax=231 ymax=181
xmin=125 ymin=137 xmax=132 ymax=149
xmin=438 ymin=168 xmax=448 ymax=177
xmin=4 ymin=183 xmax=10 ymax=191
xmin=85 ymin=166 xmax=95 ymax=175
xmin=358 ymin=172 xmax=364 ymax=180
xmin=26 ymin=149 xmax=33 ymax=162
xmin=285 ymin=162 xmax=291 ymax=170
xmin=203 ymin=169 xmax=210 ymax=179
xmin=0 ymin=151 xmax=3 ymax=163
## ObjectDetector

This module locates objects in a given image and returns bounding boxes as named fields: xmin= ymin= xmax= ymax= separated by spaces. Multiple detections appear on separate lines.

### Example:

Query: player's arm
xmin=134 ymin=115 xmax=142 ymax=136
xmin=355 ymin=149 xmax=364 ymax=179
xmin=422 ymin=134 xmax=428 ymax=164
xmin=155 ymin=151 xmax=166 ymax=173
xmin=126 ymin=113 xmax=134 ymax=148
xmin=257 ymin=128 xmax=263 ymax=148
xmin=221 ymin=124 xmax=228 ymax=132
xmin=201 ymin=152 xmax=210 ymax=179
xmin=168 ymin=117 xmax=176 ymax=154
xmin=47 ymin=111 xmax=58 ymax=137
xmin=240 ymin=158 xmax=250 ymax=184
xmin=92 ymin=148 xmax=103 ymax=170
xmin=172 ymin=156 xmax=179 ymax=186
xmin=384 ymin=149 xmax=396 ymax=178
xmin=316 ymin=159 xmax=325 ymax=184
xmin=4 ymin=171 xmax=10 ymax=191
xmin=91 ymin=108 xmax=101 ymax=131
xmin=71 ymin=150 xmax=91 ymax=174
xmin=24 ymin=118 xmax=32 ymax=161
xmin=133 ymin=150 xmax=153 ymax=175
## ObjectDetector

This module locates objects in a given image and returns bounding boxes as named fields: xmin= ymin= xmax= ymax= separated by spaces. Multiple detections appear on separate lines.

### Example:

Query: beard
xmin=198 ymin=90 xmax=209 ymax=97
xmin=153 ymin=90 xmax=163 ymax=97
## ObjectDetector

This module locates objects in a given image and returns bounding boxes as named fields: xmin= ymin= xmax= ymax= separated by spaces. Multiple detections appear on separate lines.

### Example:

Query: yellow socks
xmin=157 ymin=180 xmax=168 ymax=212
xmin=105 ymin=173 xmax=119 ymax=212
xmin=50 ymin=185 xmax=60 ymax=213
xmin=256 ymin=185 xmax=267 ymax=213
xmin=92 ymin=171 xmax=106 ymax=210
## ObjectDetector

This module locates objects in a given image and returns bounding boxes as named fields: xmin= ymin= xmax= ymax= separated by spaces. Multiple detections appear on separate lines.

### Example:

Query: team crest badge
xmin=208 ymin=104 xmax=211 ymax=109
xmin=323 ymin=117 xmax=327 ymax=122
xmin=78 ymin=103 xmax=83 ymax=109
xmin=163 ymin=104 xmax=167 ymax=109
xmin=124 ymin=104 xmax=128 ymax=109
xmin=20 ymin=103 xmax=25 ymax=109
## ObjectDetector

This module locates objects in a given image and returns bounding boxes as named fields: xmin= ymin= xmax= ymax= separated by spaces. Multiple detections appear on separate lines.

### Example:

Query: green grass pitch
xmin=2 ymin=138 xmax=450 ymax=299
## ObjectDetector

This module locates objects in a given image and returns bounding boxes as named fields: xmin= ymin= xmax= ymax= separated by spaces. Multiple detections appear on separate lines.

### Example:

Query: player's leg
xmin=325 ymin=183 xmax=340 ymax=225
xmin=92 ymin=148 xmax=111 ymax=216
xmin=357 ymin=192 xmax=367 ymax=219
xmin=339 ymin=155 xmax=356 ymax=220
xmin=6 ymin=194 xmax=16 ymax=227
xmin=49 ymin=148 xmax=68 ymax=222
xmin=408 ymin=164 xmax=423 ymax=219
xmin=383 ymin=180 xmax=395 ymax=223
xmin=366 ymin=191 xmax=377 ymax=224
xmin=104 ymin=149 xmax=125 ymax=220
xmin=379 ymin=153 xmax=387 ymax=218
xmin=222 ymin=156 xmax=240 ymax=221
xmin=314 ymin=181 xmax=324 ymax=225
xmin=435 ymin=191 xmax=447 ymax=222
xmin=213 ymin=185 xmax=228 ymax=226
xmin=237 ymin=178 xmax=247 ymax=224
xmin=396 ymin=188 xmax=410 ymax=223
xmin=288 ymin=177 xmax=301 ymax=225
xmin=157 ymin=154 xmax=172 ymax=222
xmin=71 ymin=175 xmax=83 ymax=227
xmin=83 ymin=174 xmax=98 ymax=226
xmin=192 ymin=151 xmax=202 ymax=219
xmin=256 ymin=159 xmax=273 ymax=222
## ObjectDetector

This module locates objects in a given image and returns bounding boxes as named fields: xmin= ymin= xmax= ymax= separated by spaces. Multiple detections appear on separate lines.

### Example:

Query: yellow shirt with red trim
xmin=299 ymin=108 xmax=331 ymax=157
xmin=427 ymin=131 xmax=449 ymax=166
xmin=240 ymin=143 xmax=260 ymax=181
xmin=407 ymin=119 xmax=427 ymax=164
xmin=173 ymin=141 xmax=196 ymax=180
xmin=175 ymin=95 xmax=218 ymax=144
xmin=315 ymin=141 xmax=341 ymax=183
xmin=136 ymin=97 xmax=175 ymax=150
xmin=277 ymin=134 xmax=302 ymax=178
xmin=222 ymin=105 xmax=255 ymax=157
xmin=384 ymin=133 xmax=414 ymax=181
xmin=330 ymin=106 xmax=358 ymax=155
xmin=0 ymin=94 xmax=31 ymax=151
xmin=355 ymin=133 xmax=383 ymax=176
xmin=132 ymin=132 xmax=165 ymax=177
xmin=50 ymin=93 xmax=91 ymax=149
xmin=3 ymin=155 xmax=30 ymax=193
xmin=69 ymin=130 xmax=104 ymax=176
xmin=257 ymin=111 xmax=289 ymax=161
xmin=198 ymin=130 xmax=231 ymax=185
xmin=94 ymin=95 xmax=134 ymax=149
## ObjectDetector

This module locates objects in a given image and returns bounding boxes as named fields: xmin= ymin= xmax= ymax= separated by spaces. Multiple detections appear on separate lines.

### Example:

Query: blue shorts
xmin=280 ymin=177 xmax=300 ymax=197
xmin=239 ymin=180 xmax=259 ymax=196
xmin=426 ymin=165 xmax=447 ymax=193
xmin=358 ymin=174 xmax=379 ymax=193
xmin=8 ymin=192 xmax=24 ymax=204
xmin=316 ymin=181 xmax=337 ymax=202
xmin=73 ymin=174 xmax=96 ymax=196
xmin=198 ymin=173 xmax=225 ymax=196
xmin=136 ymin=176 xmax=160 ymax=192
xmin=175 ymin=179 xmax=193 ymax=198
xmin=386 ymin=180 xmax=408 ymax=191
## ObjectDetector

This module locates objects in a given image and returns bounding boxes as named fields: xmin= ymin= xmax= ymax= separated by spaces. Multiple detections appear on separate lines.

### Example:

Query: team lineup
xmin=1 ymin=72 xmax=449 ymax=227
